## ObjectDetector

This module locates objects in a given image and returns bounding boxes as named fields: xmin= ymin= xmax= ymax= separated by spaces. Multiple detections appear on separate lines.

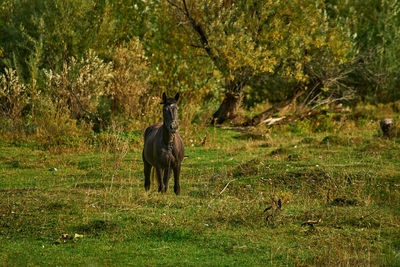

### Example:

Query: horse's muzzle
xmin=169 ymin=121 xmax=178 ymax=133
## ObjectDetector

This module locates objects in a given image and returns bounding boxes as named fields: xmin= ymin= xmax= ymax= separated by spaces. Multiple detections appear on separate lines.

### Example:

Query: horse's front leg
xmin=163 ymin=167 xmax=172 ymax=193
xmin=155 ymin=167 xmax=165 ymax=193
xmin=173 ymin=163 xmax=181 ymax=195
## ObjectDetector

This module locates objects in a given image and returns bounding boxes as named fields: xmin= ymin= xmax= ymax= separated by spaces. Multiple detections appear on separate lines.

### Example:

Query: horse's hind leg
xmin=143 ymin=160 xmax=152 ymax=192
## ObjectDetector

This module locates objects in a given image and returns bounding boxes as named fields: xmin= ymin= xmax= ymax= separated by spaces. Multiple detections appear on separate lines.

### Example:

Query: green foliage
xmin=163 ymin=0 xmax=354 ymax=104
xmin=44 ymin=50 xmax=113 ymax=121
xmin=0 ymin=0 xmax=106 ymax=80
xmin=0 ymin=68 xmax=31 ymax=125
xmin=327 ymin=0 xmax=400 ymax=102
xmin=144 ymin=1 xmax=222 ymax=102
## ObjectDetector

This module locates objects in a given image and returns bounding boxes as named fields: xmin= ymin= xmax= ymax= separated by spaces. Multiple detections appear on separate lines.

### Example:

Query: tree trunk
xmin=212 ymin=90 xmax=243 ymax=125
xmin=212 ymin=75 xmax=248 ymax=125
xmin=244 ymin=89 xmax=306 ymax=126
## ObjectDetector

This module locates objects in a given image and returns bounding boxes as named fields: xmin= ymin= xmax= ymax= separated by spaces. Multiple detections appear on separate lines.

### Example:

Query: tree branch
xmin=167 ymin=0 xmax=228 ymax=74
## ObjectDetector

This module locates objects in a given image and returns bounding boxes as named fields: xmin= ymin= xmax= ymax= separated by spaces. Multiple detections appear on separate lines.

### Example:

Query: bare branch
xmin=219 ymin=179 xmax=236 ymax=195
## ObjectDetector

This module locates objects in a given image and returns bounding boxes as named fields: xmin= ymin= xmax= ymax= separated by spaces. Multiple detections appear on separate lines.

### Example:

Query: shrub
xmin=108 ymin=39 xmax=154 ymax=131
xmin=44 ymin=50 xmax=113 ymax=129
xmin=0 ymin=68 xmax=31 ymax=132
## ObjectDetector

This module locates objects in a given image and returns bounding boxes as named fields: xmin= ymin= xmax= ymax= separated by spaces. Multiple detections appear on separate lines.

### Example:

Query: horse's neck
xmin=162 ymin=124 xmax=175 ymax=151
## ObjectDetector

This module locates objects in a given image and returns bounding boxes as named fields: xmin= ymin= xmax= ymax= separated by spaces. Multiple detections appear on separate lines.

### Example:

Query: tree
xmin=326 ymin=0 xmax=400 ymax=102
xmin=0 ymin=0 xmax=106 ymax=83
xmin=164 ymin=0 xmax=353 ymax=124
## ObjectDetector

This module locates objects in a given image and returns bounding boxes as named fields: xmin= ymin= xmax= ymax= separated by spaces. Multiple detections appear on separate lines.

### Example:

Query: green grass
xmin=0 ymin=123 xmax=400 ymax=266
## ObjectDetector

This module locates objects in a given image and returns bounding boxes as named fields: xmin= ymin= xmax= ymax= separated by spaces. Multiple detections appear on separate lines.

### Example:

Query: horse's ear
xmin=174 ymin=93 xmax=180 ymax=102
xmin=161 ymin=92 xmax=167 ymax=104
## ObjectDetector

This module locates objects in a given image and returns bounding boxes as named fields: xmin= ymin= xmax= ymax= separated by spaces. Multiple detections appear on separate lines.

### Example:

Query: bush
xmin=108 ymin=39 xmax=154 ymax=131
xmin=327 ymin=0 xmax=400 ymax=102
xmin=0 ymin=68 xmax=32 ymax=133
xmin=44 ymin=50 xmax=113 ymax=124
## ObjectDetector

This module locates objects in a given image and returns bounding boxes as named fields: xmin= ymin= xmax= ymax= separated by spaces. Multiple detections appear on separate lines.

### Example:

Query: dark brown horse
xmin=142 ymin=93 xmax=184 ymax=195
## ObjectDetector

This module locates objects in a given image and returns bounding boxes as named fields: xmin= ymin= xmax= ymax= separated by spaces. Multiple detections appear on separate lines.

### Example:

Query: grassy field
xmin=1 ymin=118 xmax=400 ymax=266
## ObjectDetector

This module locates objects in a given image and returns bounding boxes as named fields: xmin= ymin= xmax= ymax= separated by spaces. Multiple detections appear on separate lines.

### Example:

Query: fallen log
xmin=263 ymin=109 xmax=326 ymax=126
xmin=244 ymin=89 xmax=306 ymax=126
xmin=257 ymin=106 xmax=350 ymax=127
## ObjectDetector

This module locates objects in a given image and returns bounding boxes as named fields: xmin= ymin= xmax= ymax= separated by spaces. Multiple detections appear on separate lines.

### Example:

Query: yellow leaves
xmin=313 ymin=36 xmax=326 ymax=49
xmin=55 ymin=233 xmax=84 ymax=245
xmin=159 ymin=0 xmax=353 ymax=98
xmin=213 ymin=70 xmax=222 ymax=78
xmin=272 ymin=30 xmax=283 ymax=41
xmin=74 ymin=233 xmax=84 ymax=239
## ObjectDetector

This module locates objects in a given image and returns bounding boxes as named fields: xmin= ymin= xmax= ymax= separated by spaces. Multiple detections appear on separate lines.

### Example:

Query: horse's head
xmin=161 ymin=92 xmax=180 ymax=134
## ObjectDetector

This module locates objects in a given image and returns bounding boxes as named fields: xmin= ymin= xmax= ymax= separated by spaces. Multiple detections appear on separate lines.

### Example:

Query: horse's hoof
xmin=174 ymin=186 xmax=180 ymax=195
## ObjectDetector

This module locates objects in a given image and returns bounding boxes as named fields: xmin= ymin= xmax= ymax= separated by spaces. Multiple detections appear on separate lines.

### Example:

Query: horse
xmin=142 ymin=92 xmax=185 ymax=195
